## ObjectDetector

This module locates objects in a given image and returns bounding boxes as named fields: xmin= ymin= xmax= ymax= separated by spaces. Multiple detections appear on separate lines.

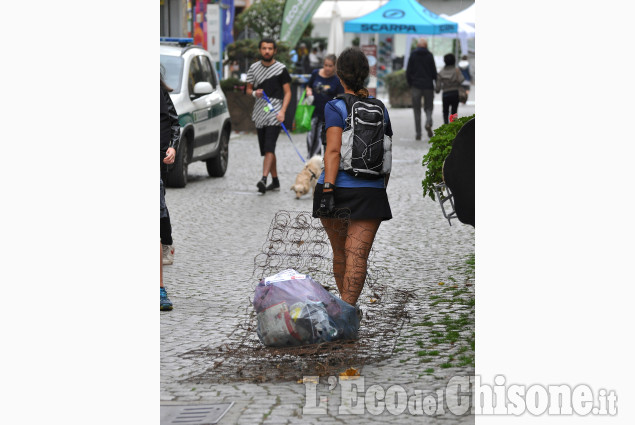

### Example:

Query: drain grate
xmin=160 ymin=403 xmax=234 ymax=425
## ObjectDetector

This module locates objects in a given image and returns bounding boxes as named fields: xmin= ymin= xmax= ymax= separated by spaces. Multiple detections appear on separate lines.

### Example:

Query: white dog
xmin=290 ymin=155 xmax=323 ymax=199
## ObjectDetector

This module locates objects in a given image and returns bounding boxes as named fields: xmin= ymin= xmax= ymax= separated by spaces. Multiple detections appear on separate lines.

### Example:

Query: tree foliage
xmin=226 ymin=0 xmax=322 ymax=74
xmin=235 ymin=0 xmax=285 ymax=40
xmin=226 ymin=38 xmax=291 ymax=70
xmin=226 ymin=0 xmax=294 ymax=70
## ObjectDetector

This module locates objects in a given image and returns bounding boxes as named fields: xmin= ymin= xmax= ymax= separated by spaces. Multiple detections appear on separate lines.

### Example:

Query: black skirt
xmin=312 ymin=183 xmax=392 ymax=221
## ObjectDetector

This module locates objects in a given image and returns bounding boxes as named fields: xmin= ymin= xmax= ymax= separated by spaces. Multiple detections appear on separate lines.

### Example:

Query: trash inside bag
xmin=253 ymin=269 xmax=359 ymax=347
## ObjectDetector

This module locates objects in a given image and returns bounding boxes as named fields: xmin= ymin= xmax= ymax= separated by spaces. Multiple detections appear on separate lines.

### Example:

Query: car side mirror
xmin=192 ymin=82 xmax=213 ymax=98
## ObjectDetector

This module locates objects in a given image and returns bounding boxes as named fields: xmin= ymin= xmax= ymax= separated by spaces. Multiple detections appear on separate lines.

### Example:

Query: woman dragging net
xmin=313 ymin=47 xmax=393 ymax=312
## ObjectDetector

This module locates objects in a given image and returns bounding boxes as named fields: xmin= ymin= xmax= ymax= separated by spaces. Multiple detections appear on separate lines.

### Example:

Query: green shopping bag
xmin=293 ymin=89 xmax=315 ymax=133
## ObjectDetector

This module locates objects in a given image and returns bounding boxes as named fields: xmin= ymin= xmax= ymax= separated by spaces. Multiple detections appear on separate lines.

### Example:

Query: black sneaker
xmin=425 ymin=124 xmax=433 ymax=138
xmin=257 ymin=180 xmax=266 ymax=194
xmin=266 ymin=181 xmax=280 ymax=191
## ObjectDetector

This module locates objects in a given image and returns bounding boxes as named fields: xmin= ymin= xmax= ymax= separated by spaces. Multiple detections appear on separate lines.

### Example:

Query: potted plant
xmin=219 ymin=77 xmax=255 ymax=132
xmin=383 ymin=69 xmax=411 ymax=108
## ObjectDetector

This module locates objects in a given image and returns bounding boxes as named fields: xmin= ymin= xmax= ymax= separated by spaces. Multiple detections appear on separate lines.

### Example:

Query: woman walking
xmin=435 ymin=53 xmax=465 ymax=124
xmin=312 ymin=47 xmax=393 ymax=309
xmin=305 ymin=54 xmax=344 ymax=158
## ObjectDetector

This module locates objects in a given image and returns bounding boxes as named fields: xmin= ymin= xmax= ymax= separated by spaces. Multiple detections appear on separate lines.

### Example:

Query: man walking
xmin=406 ymin=38 xmax=437 ymax=140
xmin=246 ymin=38 xmax=292 ymax=193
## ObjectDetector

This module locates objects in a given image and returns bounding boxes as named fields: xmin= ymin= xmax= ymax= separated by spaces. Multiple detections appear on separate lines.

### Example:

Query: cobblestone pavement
xmin=161 ymin=98 xmax=475 ymax=424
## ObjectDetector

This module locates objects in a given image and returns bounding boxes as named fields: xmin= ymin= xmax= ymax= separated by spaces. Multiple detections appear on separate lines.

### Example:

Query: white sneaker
xmin=162 ymin=244 xmax=174 ymax=265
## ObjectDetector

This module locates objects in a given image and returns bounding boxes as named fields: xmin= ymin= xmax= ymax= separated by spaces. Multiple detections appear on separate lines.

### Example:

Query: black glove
xmin=319 ymin=191 xmax=335 ymax=215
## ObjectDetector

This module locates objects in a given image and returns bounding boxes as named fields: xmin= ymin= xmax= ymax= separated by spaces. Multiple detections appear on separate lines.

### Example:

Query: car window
xmin=160 ymin=55 xmax=183 ymax=93
xmin=187 ymin=56 xmax=205 ymax=95
xmin=200 ymin=56 xmax=218 ymax=89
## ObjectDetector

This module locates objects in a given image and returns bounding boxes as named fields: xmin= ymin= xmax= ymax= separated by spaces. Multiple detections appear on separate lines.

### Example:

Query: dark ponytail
xmin=336 ymin=47 xmax=370 ymax=98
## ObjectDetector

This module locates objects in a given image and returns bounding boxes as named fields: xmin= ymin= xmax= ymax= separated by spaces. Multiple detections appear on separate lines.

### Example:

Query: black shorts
xmin=312 ymin=184 xmax=392 ymax=221
xmin=257 ymin=125 xmax=281 ymax=156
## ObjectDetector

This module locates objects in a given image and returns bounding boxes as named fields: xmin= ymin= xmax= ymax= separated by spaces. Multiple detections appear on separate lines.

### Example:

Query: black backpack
xmin=337 ymin=93 xmax=392 ymax=179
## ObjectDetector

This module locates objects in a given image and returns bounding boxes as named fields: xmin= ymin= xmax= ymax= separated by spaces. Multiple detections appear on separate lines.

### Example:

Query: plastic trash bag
xmin=253 ymin=269 xmax=359 ymax=347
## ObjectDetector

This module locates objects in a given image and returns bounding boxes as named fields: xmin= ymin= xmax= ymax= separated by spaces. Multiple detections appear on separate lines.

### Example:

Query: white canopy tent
xmin=311 ymin=0 xmax=388 ymax=50
xmin=312 ymin=0 xmax=387 ymax=22
xmin=448 ymin=3 xmax=475 ymax=27
xmin=403 ymin=3 xmax=475 ymax=66
xmin=438 ymin=14 xmax=475 ymax=56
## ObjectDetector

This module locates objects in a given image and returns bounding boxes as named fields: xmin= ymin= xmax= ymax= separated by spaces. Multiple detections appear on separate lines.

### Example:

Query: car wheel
xmin=168 ymin=136 xmax=188 ymax=188
xmin=206 ymin=130 xmax=229 ymax=177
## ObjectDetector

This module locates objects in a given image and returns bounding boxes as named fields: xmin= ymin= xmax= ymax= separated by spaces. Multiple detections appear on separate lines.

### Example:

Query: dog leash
xmin=261 ymin=91 xmax=306 ymax=164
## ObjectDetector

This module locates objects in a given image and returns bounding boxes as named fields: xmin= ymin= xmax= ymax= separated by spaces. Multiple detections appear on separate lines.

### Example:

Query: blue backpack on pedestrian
xmin=336 ymin=93 xmax=392 ymax=179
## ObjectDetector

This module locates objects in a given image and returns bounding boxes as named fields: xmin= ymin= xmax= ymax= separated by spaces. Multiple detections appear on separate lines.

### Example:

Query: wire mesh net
xmin=180 ymin=210 xmax=414 ymax=383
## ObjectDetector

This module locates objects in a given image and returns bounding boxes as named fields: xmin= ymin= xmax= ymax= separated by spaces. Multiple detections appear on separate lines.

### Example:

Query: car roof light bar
xmin=160 ymin=37 xmax=193 ymax=47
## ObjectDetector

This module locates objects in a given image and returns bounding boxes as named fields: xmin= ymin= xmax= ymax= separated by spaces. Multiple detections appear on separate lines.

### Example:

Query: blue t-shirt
xmin=306 ymin=70 xmax=344 ymax=121
xmin=318 ymin=97 xmax=393 ymax=188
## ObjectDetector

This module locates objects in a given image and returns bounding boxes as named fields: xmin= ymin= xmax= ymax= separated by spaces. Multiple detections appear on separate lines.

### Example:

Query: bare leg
xmin=320 ymin=217 xmax=348 ymax=295
xmin=271 ymin=153 xmax=277 ymax=178
xmin=341 ymin=219 xmax=381 ymax=305
xmin=262 ymin=152 xmax=277 ymax=178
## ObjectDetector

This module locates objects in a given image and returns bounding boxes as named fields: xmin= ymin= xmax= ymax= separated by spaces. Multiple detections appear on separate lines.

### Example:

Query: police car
xmin=160 ymin=38 xmax=232 ymax=187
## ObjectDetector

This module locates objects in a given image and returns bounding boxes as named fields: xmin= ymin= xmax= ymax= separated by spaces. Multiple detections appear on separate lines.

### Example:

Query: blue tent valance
xmin=344 ymin=0 xmax=458 ymax=34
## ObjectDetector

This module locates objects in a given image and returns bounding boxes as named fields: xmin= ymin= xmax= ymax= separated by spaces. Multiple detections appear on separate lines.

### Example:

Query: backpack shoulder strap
xmin=329 ymin=97 xmax=348 ymax=120
xmin=336 ymin=93 xmax=358 ymax=116
xmin=365 ymin=97 xmax=386 ymax=112
xmin=337 ymin=94 xmax=386 ymax=113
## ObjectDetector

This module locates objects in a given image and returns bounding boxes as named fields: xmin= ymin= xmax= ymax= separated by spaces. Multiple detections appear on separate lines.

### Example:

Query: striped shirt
xmin=246 ymin=61 xmax=291 ymax=128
